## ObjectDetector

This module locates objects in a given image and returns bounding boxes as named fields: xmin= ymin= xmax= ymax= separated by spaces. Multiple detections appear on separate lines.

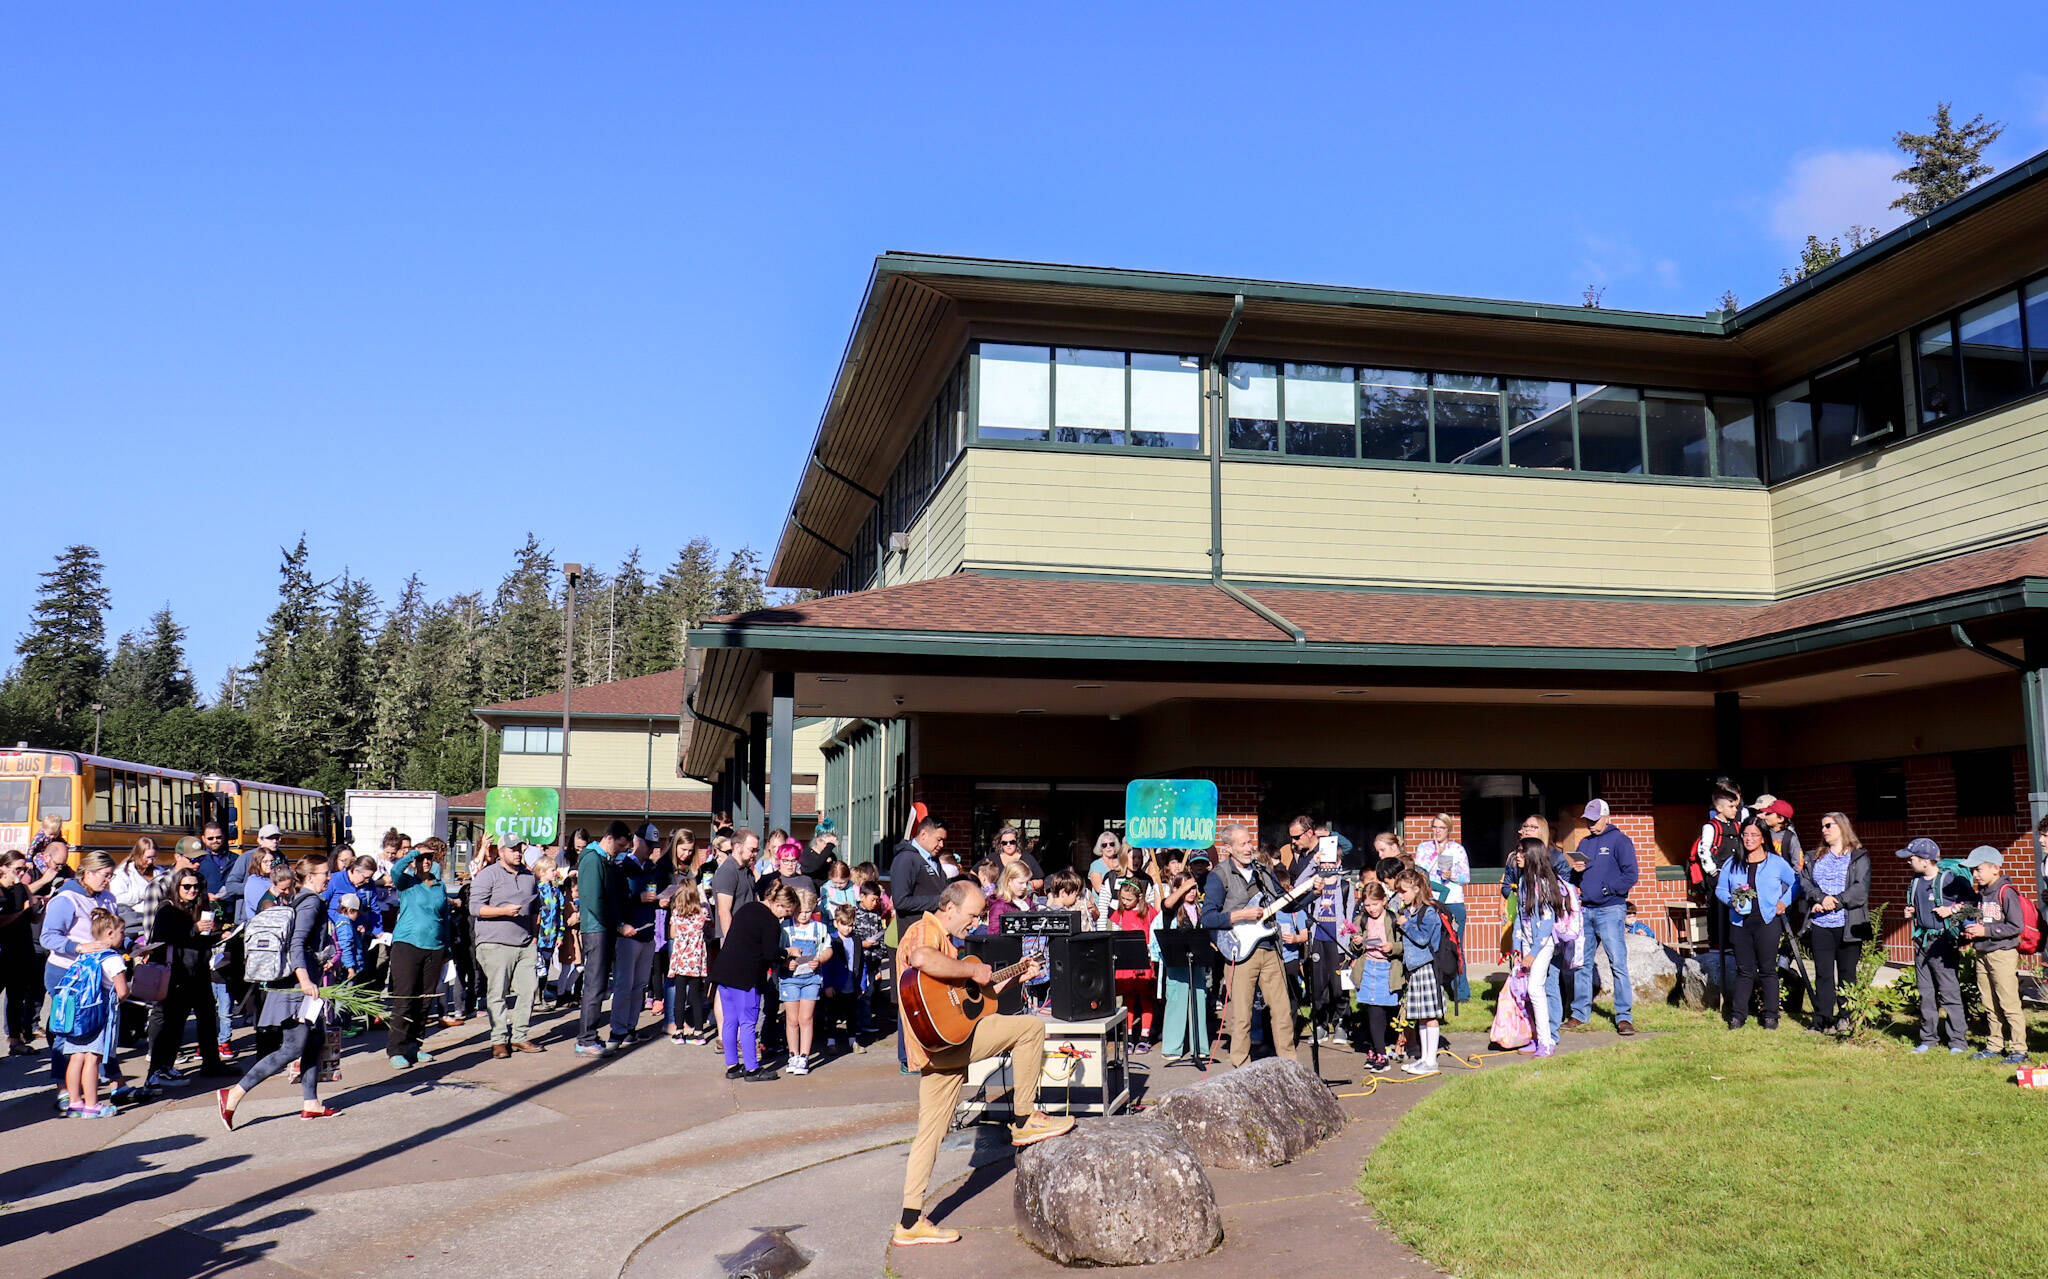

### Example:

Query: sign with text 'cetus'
xmin=485 ymin=786 xmax=559 ymax=845
xmin=1123 ymin=779 xmax=1218 ymax=849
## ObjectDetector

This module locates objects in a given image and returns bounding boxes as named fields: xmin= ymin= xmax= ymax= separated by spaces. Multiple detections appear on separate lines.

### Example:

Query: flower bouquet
xmin=1730 ymin=885 xmax=1758 ymax=916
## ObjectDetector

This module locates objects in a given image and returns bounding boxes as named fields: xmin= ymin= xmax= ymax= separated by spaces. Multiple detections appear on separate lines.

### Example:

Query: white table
xmin=959 ymin=1007 xmax=1130 ymax=1119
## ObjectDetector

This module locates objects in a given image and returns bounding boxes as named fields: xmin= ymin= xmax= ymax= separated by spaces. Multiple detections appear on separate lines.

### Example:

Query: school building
xmin=683 ymin=147 xmax=2048 ymax=958
xmin=452 ymin=668 xmax=827 ymax=844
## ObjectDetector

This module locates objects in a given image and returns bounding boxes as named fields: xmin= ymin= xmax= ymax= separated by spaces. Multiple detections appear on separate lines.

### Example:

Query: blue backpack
xmin=49 ymin=956 xmax=111 ymax=1039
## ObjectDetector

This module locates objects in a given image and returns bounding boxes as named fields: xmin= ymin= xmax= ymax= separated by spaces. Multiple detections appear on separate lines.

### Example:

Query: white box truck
xmin=343 ymin=790 xmax=449 ymax=851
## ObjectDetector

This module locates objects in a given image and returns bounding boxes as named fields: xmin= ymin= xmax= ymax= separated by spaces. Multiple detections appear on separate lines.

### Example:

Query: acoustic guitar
xmin=899 ymin=953 xmax=1041 ymax=1054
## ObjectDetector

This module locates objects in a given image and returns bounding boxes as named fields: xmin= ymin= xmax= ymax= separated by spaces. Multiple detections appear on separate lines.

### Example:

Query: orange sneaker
xmin=891 ymin=1218 xmax=961 ymax=1247
xmin=1010 ymin=1110 xmax=1077 ymax=1147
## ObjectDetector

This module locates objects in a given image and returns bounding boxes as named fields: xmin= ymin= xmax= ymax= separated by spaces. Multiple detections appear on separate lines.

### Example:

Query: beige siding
xmin=958 ymin=449 xmax=1212 ymax=577
xmin=1770 ymin=397 xmax=2048 ymax=594
xmin=875 ymin=455 xmax=970 ymax=589
xmin=497 ymin=723 xmax=692 ymax=791
xmin=1221 ymin=461 xmax=1774 ymax=597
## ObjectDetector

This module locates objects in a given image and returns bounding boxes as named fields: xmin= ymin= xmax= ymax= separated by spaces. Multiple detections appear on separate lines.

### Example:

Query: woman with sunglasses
xmin=147 ymin=868 xmax=232 ymax=1086
xmin=1798 ymin=811 xmax=1870 ymax=1035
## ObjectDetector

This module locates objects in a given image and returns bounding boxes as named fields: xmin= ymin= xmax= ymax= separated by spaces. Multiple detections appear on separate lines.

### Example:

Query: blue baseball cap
xmin=1894 ymin=837 xmax=1941 ymax=861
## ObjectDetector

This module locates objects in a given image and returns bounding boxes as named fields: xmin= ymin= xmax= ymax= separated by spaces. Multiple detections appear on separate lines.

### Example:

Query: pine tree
xmin=712 ymin=547 xmax=767 ymax=617
xmin=610 ymin=548 xmax=653 ymax=679
xmin=482 ymin=535 xmax=562 ymax=703
xmin=1892 ymin=104 xmax=2005 ymax=218
xmin=366 ymin=575 xmax=430 ymax=788
xmin=101 ymin=632 xmax=151 ymax=712
xmin=411 ymin=593 xmax=490 ymax=794
xmin=570 ymin=562 xmax=610 ymax=689
xmin=1717 ymin=289 xmax=1740 ymax=314
xmin=644 ymin=539 xmax=717 ymax=674
xmin=15 ymin=545 xmax=110 ymax=725
xmin=139 ymin=606 xmax=197 ymax=711
xmin=320 ymin=573 xmax=379 ymax=789
xmin=1779 ymin=226 xmax=1880 ymax=287
xmin=246 ymin=537 xmax=337 ymax=785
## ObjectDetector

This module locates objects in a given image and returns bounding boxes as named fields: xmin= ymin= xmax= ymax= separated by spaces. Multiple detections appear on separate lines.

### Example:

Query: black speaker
xmin=958 ymin=933 xmax=1025 ymax=1015
xmin=1047 ymin=933 xmax=1116 ymax=1021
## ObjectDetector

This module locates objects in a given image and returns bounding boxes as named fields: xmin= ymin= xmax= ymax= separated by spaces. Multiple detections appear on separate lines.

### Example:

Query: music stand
xmin=1154 ymin=929 xmax=1216 ymax=1070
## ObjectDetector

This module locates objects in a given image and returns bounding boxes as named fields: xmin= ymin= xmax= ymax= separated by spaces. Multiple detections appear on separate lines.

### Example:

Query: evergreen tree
xmin=318 ymin=573 xmax=379 ymax=792
xmin=15 ymin=544 xmax=110 ymax=725
xmin=138 ymin=605 xmax=197 ymax=711
xmin=246 ymin=537 xmax=337 ymax=785
xmin=482 ymin=535 xmax=562 ymax=702
xmin=641 ymin=539 xmax=717 ymax=675
xmin=366 ymin=575 xmax=430 ymax=788
xmin=1780 ymin=226 xmax=1879 ymax=287
xmin=215 ymin=664 xmax=250 ymax=713
xmin=411 ymin=592 xmax=490 ymax=794
xmin=1892 ymin=104 xmax=2005 ymax=218
xmin=610 ymin=548 xmax=654 ymax=679
xmin=100 ymin=632 xmax=151 ymax=712
xmin=712 ymin=547 xmax=767 ymax=617
xmin=570 ymin=562 xmax=610 ymax=689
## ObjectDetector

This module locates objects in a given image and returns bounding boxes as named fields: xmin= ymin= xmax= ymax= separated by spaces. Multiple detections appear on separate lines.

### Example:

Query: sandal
xmin=217 ymin=1088 xmax=236 ymax=1132
xmin=299 ymin=1106 xmax=341 ymax=1120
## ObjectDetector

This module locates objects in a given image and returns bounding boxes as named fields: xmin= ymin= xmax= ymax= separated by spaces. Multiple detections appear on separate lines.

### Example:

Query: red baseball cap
xmin=1762 ymin=800 xmax=1794 ymax=819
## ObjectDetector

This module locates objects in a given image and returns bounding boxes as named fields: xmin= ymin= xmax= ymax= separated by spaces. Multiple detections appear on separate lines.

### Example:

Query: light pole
xmin=90 ymin=703 xmax=104 ymax=755
xmin=561 ymin=563 xmax=581 ymax=844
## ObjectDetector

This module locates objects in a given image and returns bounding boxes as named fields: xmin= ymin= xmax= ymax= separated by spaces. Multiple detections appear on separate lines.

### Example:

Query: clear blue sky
xmin=6 ymin=2 xmax=2047 ymax=691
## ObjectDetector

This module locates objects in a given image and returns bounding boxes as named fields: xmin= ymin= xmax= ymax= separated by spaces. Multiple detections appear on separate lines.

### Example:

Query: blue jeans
xmin=1543 ymin=951 xmax=1565 ymax=1040
xmin=213 ymin=979 xmax=233 ymax=1041
xmin=1570 ymin=904 xmax=1632 ymax=1022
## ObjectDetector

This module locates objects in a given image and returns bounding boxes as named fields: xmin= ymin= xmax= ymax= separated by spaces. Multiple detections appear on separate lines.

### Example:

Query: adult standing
xmin=993 ymin=826 xmax=1043 ymax=893
xmin=609 ymin=825 xmax=663 ymax=1047
xmin=217 ymin=857 xmax=338 ymax=1126
xmin=1798 ymin=812 xmax=1870 ymax=1035
xmin=797 ymin=828 xmax=837 ymax=878
xmin=110 ymin=836 xmax=161 ymax=929
xmin=1200 ymin=822 xmax=1314 ymax=1068
xmin=1960 ymin=846 xmax=2030 ymax=1064
xmin=1566 ymin=800 xmax=1638 ymax=1035
xmin=222 ymin=823 xmax=286 ymax=921
xmin=1413 ymin=814 xmax=1470 ymax=1002
xmin=193 ymin=823 xmax=236 ymax=897
xmin=575 ymin=821 xmax=632 ymax=1056
xmin=146 ymin=868 xmax=232 ymax=1085
xmin=0 ymin=852 xmax=42 ymax=1054
xmin=1716 ymin=819 xmax=1797 ymax=1030
xmin=190 ymin=827 xmax=239 ymax=1060
xmin=711 ymin=882 xmax=794 ymax=1082
xmin=38 ymin=846 xmax=116 ymax=1095
xmin=385 ymin=837 xmax=452 ymax=1069
xmin=714 ymin=829 xmax=762 ymax=941
xmin=471 ymin=836 xmax=542 ymax=1058
xmin=894 ymin=880 xmax=1073 ymax=1248
xmin=889 ymin=819 xmax=952 ymax=1071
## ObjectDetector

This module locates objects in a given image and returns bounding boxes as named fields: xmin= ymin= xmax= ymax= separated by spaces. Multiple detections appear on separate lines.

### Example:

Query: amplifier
xmin=999 ymin=910 xmax=1083 ymax=937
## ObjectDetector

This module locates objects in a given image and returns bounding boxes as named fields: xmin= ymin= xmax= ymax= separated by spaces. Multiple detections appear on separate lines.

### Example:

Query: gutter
xmin=1203 ymin=293 xmax=1306 ymax=646
xmin=1949 ymin=623 xmax=2030 ymax=673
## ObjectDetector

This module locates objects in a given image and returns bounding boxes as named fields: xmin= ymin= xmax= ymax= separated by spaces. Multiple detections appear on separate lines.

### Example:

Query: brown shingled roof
xmin=709 ymin=532 xmax=2048 ymax=652
xmin=475 ymin=667 xmax=684 ymax=717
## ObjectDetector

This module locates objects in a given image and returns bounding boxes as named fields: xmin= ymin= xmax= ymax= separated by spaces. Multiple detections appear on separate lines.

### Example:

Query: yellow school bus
xmin=0 ymin=747 xmax=332 ymax=866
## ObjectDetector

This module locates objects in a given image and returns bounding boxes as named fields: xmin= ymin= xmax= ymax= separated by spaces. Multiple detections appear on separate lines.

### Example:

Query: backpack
xmin=1432 ymin=907 xmax=1463 ymax=995
xmin=1686 ymin=815 xmax=1737 ymax=892
xmin=49 ymin=955 xmax=111 ymax=1039
xmin=243 ymin=902 xmax=297 ymax=985
xmin=2003 ymin=883 xmax=2042 ymax=956
xmin=1553 ymin=884 xmax=1584 ymax=946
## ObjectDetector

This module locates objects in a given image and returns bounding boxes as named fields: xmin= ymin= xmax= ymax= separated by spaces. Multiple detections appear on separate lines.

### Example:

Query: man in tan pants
xmin=894 ymin=880 xmax=1074 ymax=1248
xmin=1200 ymin=821 xmax=1319 ymax=1068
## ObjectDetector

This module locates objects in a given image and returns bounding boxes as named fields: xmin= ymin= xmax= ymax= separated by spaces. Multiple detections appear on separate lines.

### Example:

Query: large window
xmin=1432 ymin=375 xmax=1504 ymax=464
xmin=2027 ymin=278 xmax=2048 ymax=389
xmin=1957 ymin=291 xmax=2030 ymax=415
xmin=1226 ymin=361 xmax=1280 ymax=451
xmin=1767 ymin=341 xmax=1903 ymax=481
xmin=1575 ymin=385 xmax=1643 ymax=474
xmin=1284 ymin=364 xmax=1356 ymax=457
xmin=502 ymin=726 xmax=564 ymax=755
xmin=1504 ymin=379 xmax=1574 ymax=470
xmin=1358 ymin=369 xmax=1430 ymax=461
xmin=976 ymin=344 xmax=1202 ymax=450
xmin=1644 ymin=391 xmax=1712 ymax=477
xmin=1952 ymin=748 xmax=2015 ymax=819
xmin=1915 ymin=273 xmax=2048 ymax=429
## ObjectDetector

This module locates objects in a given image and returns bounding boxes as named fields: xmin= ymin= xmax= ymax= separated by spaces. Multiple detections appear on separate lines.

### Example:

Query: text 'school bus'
xmin=0 ymin=747 xmax=334 ymax=867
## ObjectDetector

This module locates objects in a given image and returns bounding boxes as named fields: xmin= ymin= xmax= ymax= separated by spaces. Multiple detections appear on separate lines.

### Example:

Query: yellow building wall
xmin=497 ymin=719 xmax=827 ymax=792
xmin=957 ymin=449 xmax=1214 ymax=578
xmin=1219 ymin=461 xmax=1774 ymax=598
xmin=1770 ymin=396 xmax=2048 ymax=595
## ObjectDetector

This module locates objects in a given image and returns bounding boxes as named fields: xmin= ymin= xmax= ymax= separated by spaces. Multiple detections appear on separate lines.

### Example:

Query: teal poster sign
xmin=484 ymin=786 xmax=560 ymax=845
xmin=1123 ymin=779 xmax=1218 ymax=849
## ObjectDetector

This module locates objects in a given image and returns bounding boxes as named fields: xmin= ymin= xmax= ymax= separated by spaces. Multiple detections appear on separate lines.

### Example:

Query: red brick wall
xmin=1400 ymin=770 xmax=1461 ymax=850
xmin=1777 ymin=746 xmax=2035 ymax=962
xmin=1180 ymin=767 xmax=1262 ymax=831
xmin=908 ymin=775 xmax=974 ymax=850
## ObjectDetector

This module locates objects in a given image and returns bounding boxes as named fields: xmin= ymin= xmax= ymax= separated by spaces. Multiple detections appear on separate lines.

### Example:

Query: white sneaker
xmin=1399 ymin=1061 xmax=1438 ymax=1076
xmin=788 ymin=1056 xmax=809 ymax=1076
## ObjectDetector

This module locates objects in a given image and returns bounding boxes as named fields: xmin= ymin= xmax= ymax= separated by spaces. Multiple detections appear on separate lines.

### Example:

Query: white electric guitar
xmin=1212 ymin=874 xmax=1322 ymax=963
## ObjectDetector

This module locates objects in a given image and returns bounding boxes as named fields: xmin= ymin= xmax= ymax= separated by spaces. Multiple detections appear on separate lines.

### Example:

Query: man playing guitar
xmin=1198 ymin=822 xmax=1327 ymax=1068
xmin=894 ymin=880 xmax=1076 ymax=1248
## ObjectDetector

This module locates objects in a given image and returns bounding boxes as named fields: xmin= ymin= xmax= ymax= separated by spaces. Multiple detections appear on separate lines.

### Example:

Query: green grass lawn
xmin=1362 ymin=998 xmax=2048 ymax=1279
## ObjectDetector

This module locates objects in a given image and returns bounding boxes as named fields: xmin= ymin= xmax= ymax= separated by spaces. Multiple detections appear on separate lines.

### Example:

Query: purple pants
xmin=718 ymin=984 xmax=761 ymax=1071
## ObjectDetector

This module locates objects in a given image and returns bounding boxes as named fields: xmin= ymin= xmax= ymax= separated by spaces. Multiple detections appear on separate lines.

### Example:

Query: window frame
xmin=970 ymin=343 xmax=1206 ymax=456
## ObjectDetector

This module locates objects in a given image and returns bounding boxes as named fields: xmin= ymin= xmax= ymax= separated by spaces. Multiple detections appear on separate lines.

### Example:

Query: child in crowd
xmin=820 ymin=904 xmax=866 ymax=1053
xmin=667 ymin=881 xmax=714 ymax=1045
xmin=852 ymin=881 xmax=890 ymax=1022
xmin=1901 ymin=838 xmax=1970 ymax=1054
xmin=1154 ymin=870 xmax=1209 ymax=1059
xmin=823 ymin=860 xmax=859 ymax=913
xmin=780 ymin=889 xmax=831 ymax=1074
xmin=852 ymin=862 xmax=894 ymax=922
xmin=532 ymin=854 xmax=564 ymax=1005
xmin=1045 ymin=867 xmax=1098 ymax=931
xmin=1392 ymin=868 xmax=1445 ymax=1075
xmin=1624 ymin=901 xmax=1657 ymax=941
xmin=1353 ymin=882 xmax=1402 ymax=1073
xmin=1277 ymin=896 xmax=1310 ymax=1034
xmin=986 ymin=864 xmax=1036 ymax=933
xmin=1109 ymin=879 xmax=1159 ymax=1053
xmin=59 ymin=909 xmax=129 ymax=1118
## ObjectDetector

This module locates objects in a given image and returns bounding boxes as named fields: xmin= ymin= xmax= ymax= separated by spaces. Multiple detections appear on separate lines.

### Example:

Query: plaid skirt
xmin=1403 ymin=965 xmax=1445 ymax=1021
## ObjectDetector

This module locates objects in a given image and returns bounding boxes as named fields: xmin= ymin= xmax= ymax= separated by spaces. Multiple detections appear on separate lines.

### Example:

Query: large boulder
xmin=1672 ymin=950 xmax=1731 ymax=1011
xmin=1013 ymin=1116 xmax=1221 ymax=1266
xmin=1592 ymin=932 xmax=1680 ymax=999
xmin=1150 ymin=1056 xmax=1347 ymax=1170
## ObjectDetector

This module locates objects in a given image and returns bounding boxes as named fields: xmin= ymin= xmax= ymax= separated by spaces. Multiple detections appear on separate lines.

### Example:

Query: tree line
xmin=0 ymin=536 xmax=776 ymax=798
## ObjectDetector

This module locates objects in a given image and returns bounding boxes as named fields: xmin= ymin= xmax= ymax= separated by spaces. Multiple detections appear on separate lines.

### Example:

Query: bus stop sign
xmin=1123 ymin=779 xmax=1218 ymax=849
xmin=484 ymin=786 xmax=559 ymax=846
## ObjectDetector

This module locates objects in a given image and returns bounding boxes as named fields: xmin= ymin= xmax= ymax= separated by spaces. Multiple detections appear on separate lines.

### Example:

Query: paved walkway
xmin=0 ymin=1000 xmax=1629 ymax=1278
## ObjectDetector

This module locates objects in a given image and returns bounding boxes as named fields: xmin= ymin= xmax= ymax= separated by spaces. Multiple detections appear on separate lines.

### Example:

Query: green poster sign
xmin=1124 ymin=779 xmax=1218 ymax=849
xmin=485 ymin=786 xmax=559 ymax=845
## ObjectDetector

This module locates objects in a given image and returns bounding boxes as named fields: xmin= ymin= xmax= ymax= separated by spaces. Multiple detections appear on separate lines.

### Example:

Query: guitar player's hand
xmin=1231 ymin=907 xmax=1262 ymax=924
xmin=965 ymin=960 xmax=995 ymax=986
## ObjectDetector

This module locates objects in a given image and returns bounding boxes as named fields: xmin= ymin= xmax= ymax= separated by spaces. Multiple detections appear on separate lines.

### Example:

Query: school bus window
xmin=37 ymin=777 xmax=74 ymax=822
xmin=0 ymin=778 xmax=28 ymax=823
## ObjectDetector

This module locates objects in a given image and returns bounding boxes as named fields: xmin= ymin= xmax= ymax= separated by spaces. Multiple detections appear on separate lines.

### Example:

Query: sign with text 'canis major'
xmin=1123 ymin=779 xmax=1218 ymax=850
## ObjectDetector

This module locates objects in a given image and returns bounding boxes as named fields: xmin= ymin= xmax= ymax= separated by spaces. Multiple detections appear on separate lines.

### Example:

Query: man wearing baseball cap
xmin=1958 ymin=845 xmax=2032 ymax=1063
xmin=1897 ymin=839 xmax=1968 ymax=1053
xmin=1567 ymin=799 xmax=1639 ymax=1036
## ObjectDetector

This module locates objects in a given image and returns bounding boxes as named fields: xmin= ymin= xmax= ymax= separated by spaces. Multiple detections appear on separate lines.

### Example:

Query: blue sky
xmin=5 ymin=2 xmax=2047 ymax=691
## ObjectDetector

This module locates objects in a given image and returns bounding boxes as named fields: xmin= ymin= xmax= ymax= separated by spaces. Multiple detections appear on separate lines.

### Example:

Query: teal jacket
xmin=390 ymin=850 xmax=451 ymax=950
xmin=577 ymin=842 xmax=616 ymax=934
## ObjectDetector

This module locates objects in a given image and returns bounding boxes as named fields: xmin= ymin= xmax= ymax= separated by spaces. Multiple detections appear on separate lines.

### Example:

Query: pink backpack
xmin=1490 ymin=965 xmax=1534 ymax=1050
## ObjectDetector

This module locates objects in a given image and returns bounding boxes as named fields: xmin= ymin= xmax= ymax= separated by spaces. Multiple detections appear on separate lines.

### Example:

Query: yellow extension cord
xmin=1335 ymin=1047 xmax=1519 ymax=1097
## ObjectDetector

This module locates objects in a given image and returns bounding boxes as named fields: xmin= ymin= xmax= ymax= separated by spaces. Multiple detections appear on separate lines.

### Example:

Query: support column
xmin=1713 ymin=691 xmax=1742 ymax=778
xmin=2026 ymin=637 xmax=2048 ymax=844
xmin=768 ymin=671 xmax=795 ymax=838
xmin=745 ymin=712 xmax=768 ymax=835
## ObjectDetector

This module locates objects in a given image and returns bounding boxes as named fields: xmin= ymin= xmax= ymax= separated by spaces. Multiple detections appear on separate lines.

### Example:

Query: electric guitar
xmin=899 ymin=953 xmax=1044 ymax=1053
xmin=1211 ymin=874 xmax=1322 ymax=963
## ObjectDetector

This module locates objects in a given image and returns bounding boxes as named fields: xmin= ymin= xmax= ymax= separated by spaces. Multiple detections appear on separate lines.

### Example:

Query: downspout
xmin=1951 ymin=625 xmax=2047 ymax=804
xmin=682 ymin=692 xmax=752 ymax=785
xmin=1204 ymin=294 xmax=1306 ymax=646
